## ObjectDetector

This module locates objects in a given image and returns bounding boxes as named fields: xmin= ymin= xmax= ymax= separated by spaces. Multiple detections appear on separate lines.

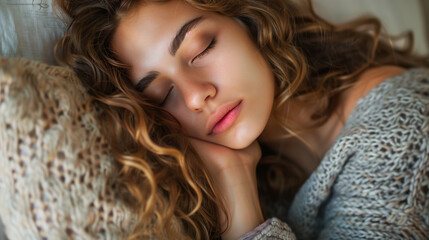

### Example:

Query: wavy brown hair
xmin=54 ymin=0 xmax=429 ymax=239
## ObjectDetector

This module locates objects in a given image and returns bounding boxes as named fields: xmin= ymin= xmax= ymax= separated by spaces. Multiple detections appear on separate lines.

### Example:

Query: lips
xmin=207 ymin=100 xmax=242 ymax=135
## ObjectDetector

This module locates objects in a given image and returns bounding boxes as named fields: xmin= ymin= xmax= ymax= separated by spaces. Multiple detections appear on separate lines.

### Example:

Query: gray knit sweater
xmin=242 ymin=68 xmax=429 ymax=239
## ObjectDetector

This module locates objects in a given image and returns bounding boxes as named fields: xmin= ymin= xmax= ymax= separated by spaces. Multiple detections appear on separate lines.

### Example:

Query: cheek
xmin=215 ymin=45 xmax=269 ymax=92
xmin=209 ymin=49 xmax=248 ymax=87
xmin=165 ymin=100 xmax=202 ymax=136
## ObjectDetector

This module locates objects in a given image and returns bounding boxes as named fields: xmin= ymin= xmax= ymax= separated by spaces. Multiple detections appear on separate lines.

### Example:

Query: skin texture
xmin=111 ymin=1 xmax=270 ymax=238
xmin=112 ymin=0 xmax=275 ymax=150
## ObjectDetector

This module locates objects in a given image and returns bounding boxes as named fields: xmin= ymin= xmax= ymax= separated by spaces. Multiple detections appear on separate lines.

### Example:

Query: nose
xmin=179 ymin=78 xmax=216 ymax=112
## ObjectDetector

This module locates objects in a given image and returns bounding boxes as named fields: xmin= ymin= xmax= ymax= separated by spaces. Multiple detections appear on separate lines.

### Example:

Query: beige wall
xmin=421 ymin=0 xmax=429 ymax=51
xmin=312 ymin=0 xmax=429 ymax=54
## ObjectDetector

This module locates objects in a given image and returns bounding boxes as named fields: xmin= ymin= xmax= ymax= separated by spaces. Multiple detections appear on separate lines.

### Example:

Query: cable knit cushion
xmin=0 ymin=58 xmax=136 ymax=239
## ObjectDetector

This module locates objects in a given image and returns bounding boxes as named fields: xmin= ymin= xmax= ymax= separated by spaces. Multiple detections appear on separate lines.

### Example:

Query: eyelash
xmin=191 ymin=38 xmax=217 ymax=63
xmin=159 ymin=86 xmax=174 ymax=106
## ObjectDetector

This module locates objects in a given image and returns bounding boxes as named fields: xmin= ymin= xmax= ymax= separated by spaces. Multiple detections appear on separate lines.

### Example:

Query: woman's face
xmin=112 ymin=0 xmax=275 ymax=149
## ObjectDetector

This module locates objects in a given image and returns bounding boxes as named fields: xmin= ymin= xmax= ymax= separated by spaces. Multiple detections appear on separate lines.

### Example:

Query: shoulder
xmin=337 ymin=67 xmax=429 ymax=150
xmin=288 ymin=67 xmax=429 ymax=240
xmin=322 ymin=67 xmax=429 ymax=238
xmin=339 ymin=65 xmax=408 ymax=124
xmin=345 ymin=67 xmax=429 ymax=128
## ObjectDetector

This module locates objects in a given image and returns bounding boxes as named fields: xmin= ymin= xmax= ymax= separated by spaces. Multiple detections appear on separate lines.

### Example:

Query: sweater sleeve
xmin=237 ymin=218 xmax=297 ymax=240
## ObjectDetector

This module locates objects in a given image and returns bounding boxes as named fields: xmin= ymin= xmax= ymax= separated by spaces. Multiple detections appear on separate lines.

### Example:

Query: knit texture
xmin=249 ymin=68 xmax=429 ymax=239
xmin=0 ymin=58 xmax=137 ymax=239
xmin=238 ymin=218 xmax=296 ymax=240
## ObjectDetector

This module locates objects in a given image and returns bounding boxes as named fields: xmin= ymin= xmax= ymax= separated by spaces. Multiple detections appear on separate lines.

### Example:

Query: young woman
xmin=55 ymin=0 xmax=429 ymax=239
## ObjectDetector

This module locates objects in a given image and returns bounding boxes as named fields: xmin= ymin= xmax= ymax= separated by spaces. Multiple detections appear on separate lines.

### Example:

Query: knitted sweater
xmin=242 ymin=68 xmax=429 ymax=239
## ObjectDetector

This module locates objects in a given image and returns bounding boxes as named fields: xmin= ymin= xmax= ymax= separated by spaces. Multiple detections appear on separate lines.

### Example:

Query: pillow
xmin=0 ymin=219 xmax=4 ymax=240
xmin=0 ymin=1 xmax=66 ymax=65
xmin=0 ymin=57 xmax=136 ymax=239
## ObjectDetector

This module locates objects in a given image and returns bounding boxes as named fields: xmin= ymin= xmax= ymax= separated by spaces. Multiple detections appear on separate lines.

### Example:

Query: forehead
xmin=111 ymin=0 xmax=204 ymax=79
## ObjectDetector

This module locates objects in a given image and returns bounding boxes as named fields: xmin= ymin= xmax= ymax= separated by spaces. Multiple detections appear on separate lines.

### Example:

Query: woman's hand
xmin=189 ymin=138 xmax=261 ymax=178
xmin=189 ymin=138 xmax=264 ymax=240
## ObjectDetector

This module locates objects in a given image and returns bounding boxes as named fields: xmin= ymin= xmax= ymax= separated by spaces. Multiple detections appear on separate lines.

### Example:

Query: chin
xmin=225 ymin=127 xmax=260 ymax=150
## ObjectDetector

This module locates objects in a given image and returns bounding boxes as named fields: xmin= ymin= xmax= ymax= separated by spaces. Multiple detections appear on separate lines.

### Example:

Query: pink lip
xmin=207 ymin=100 xmax=242 ymax=136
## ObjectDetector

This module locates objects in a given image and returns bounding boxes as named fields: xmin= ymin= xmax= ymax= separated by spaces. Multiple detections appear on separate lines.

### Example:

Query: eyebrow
xmin=135 ymin=71 xmax=159 ymax=92
xmin=134 ymin=16 xmax=204 ymax=92
xmin=170 ymin=16 xmax=204 ymax=56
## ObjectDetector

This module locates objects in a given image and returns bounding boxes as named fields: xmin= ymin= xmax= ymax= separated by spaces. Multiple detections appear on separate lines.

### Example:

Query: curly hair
xmin=54 ymin=0 xmax=429 ymax=239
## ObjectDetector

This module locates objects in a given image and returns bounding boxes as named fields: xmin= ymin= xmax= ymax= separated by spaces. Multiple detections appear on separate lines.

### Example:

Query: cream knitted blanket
xmin=0 ymin=58 xmax=136 ymax=239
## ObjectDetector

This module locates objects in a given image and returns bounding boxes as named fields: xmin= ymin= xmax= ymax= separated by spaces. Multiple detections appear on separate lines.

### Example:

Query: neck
xmin=259 ymin=96 xmax=344 ymax=175
xmin=259 ymin=65 xmax=407 ymax=174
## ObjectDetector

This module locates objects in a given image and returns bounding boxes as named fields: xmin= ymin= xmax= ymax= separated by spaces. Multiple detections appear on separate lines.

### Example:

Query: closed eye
xmin=159 ymin=86 xmax=174 ymax=107
xmin=191 ymin=38 xmax=216 ymax=63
